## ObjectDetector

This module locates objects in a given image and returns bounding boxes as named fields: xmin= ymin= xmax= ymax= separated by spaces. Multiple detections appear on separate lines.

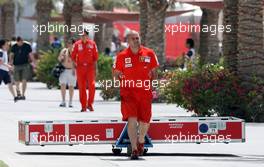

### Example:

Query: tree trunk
xmin=190 ymin=13 xmax=199 ymax=51
xmin=103 ymin=22 xmax=113 ymax=51
xmin=199 ymin=8 xmax=220 ymax=65
xmin=94 ymin=23 xmax=104 ymax=52
xmin=237 ymin=0 xmax=264 ymax=80
xmin=139 ymin=0 xmax=148 ymax=45
xmin=199 ymin=8 xmax=209 ymax=65
xmin=223 ymin=0 xmax=239 ymax=73
xmin=63 ymin=0 xmax=83 ymax=41
xmin=36 ymin=0 xmax=53 ymax=52
xmin=0 ymin=4 xmax=3 ymax=38
xmin=71 ymin=0 xmax=83 ymax=31
xmin=94 ymin=23 xmax=113 ymax=53
xmin=145 ymin=0 xmax=168 ymax=66
xmin=63 ymin=0 xmax=72 ymax=41
xmin=1 ymin=0 xmax=15 ymax=39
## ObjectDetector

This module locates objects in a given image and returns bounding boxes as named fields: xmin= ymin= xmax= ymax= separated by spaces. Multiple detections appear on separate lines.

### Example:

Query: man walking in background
xmin=71 ymin=31 xmax=98 ymax=112
xmin=10 ymin=37 xmax=33 ymax=100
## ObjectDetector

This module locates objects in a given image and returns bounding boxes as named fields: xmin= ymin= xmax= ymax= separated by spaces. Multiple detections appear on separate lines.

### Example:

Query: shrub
xmin=162 ymin=64 xmax=248 ymax=118
xmin=97 ymin=54 xmax=120 ymax=100
xmin=100 ymin=85 xmax=120 ymax=101
xmin=246 ymin=78 xmax=264 ymax=122
xmin=35 ymin=50 xmax=60 ymax=89
xmin=97 ymin=54 xmax=113 ymax=81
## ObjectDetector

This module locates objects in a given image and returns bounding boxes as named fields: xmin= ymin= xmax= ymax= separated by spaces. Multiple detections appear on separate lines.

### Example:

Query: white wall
xmin=15 ymin=0 xmax=37 ymax=41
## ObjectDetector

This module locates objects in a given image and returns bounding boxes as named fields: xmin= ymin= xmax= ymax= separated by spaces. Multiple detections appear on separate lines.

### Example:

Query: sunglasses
xmin=131 ymin=37 xmax=139 ymax=40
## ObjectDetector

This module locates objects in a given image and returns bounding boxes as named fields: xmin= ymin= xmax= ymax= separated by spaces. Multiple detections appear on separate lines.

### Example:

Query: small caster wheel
xmin=127 ymin=144 xmax=132 ymax=156
xmin=112 ymin=148 xmax=122 ymax=155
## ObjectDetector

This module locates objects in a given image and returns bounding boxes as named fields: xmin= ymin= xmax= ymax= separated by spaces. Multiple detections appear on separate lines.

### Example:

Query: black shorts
xmin=0 ymin=69 xmax=11 ymax=85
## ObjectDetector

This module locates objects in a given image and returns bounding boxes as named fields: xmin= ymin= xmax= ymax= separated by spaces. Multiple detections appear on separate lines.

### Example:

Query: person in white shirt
xmin=0 ymin=39 xmax=18 ymax=102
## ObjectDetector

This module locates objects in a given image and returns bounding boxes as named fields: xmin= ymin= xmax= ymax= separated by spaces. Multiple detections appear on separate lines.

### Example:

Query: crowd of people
xmin=0 ymin=32 xmax=99 ymax=112
xmin=0 ymin=37 xmax=34 ymax=102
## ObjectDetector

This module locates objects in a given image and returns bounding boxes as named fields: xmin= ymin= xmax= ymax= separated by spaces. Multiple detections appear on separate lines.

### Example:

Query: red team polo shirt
xmin=71 ymin=39 xmax=98 ymax=67
xmin=113 ymin=46 xmax=159 ymax=91
xmin=113 ymin=46 xmax=159 ymax=123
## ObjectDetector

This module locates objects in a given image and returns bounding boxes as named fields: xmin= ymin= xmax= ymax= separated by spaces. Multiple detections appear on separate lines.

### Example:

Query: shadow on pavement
xmin=16 ymin=152 xmax=239 ymax=157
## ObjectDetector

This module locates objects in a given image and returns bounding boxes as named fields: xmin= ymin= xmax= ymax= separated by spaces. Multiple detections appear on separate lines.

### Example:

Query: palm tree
xmin=199 ymin=8 xmax=220 ymax=65
xmin=223 ymin=0 xmax=239 ymax=74
xmin=92 ymin=0 xmax=138 ymax=11
xmin=63 ymin=0 xmax=72 ymax=41
xmin=63 ymin=0 xmax=83 ymax=41
xmin=92 ymin=0 xmax=113 ymax=52
xmin=237 ymin=0 xmax=264 ymax=80
xmin=199 ymin=8 xmax=209 ymax=65
xmin=145 ymin=0 xmax=169 ymax=66
xmin=0 ymin=0 xmax=15 ymax=39
xmin=139 ymin=0 xmax=148 ymax=45
xmin=36 ymin=0 xmax=53 ymax=51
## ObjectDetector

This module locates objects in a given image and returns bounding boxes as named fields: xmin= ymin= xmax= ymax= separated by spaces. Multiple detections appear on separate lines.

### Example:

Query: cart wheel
xmin=143 ymin=148 xmax=148 ymax=155
xmin=127 ymin=144 xmax=132 ymax=156
xmin=112 ymin=148 xmax=122 ymax=155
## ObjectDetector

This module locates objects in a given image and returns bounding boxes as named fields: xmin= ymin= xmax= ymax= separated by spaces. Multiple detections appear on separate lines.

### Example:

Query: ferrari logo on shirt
xmin=125 ymin=57 xmax=131 ymax=64
xmin=78 ymin=44 xmax=83 ymax=51
xmin=139 ymin=56 xmax=144 ymax=62
xmin=87 ymin=44 xmax=94 ymax=49
xmin=139 ymin=56 xmax=151 ymax=63
xmin=145 ymin=56 xmax=151 ymax=63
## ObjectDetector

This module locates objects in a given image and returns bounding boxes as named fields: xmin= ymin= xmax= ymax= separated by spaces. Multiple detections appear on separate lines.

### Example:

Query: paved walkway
xmin=0 ymin=83 xmax=263 ymax=167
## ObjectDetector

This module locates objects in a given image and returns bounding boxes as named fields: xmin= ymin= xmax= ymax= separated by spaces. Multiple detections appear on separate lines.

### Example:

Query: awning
xmin=23 ymin=9 xmax=194 ymax=23
xmin=177 ymin=0 xmax=223 ymax=9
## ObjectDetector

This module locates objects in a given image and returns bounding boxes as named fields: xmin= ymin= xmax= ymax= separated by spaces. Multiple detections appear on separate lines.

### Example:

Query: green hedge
xmin=97 ymin=54 xmax=113 ymax=81
xmin=36 ymin=52 xmax=114 ymax=90
xmin=97 ymin=54 xmax=121 ymax=100
xmin=161 ymin=63 xmax=264 ymax=121
xmin=36 ymin=50 xmax=60 ymax=89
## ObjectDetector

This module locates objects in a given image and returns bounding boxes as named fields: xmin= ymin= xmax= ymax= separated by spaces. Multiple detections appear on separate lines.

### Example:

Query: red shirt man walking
xmin=72 ymin=31 xmax=98 ymax=112
xmin=113 ymin=30 xmax=159 ymax=160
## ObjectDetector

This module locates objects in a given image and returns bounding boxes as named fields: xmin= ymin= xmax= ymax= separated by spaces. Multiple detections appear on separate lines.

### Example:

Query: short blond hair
xmin=126 ymin=30 xmax=139 ymax=40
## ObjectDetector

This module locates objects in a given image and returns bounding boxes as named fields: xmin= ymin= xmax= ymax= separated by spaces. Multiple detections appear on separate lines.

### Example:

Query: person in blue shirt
xmin=51 ymin=37 xmax=62 ymax=49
